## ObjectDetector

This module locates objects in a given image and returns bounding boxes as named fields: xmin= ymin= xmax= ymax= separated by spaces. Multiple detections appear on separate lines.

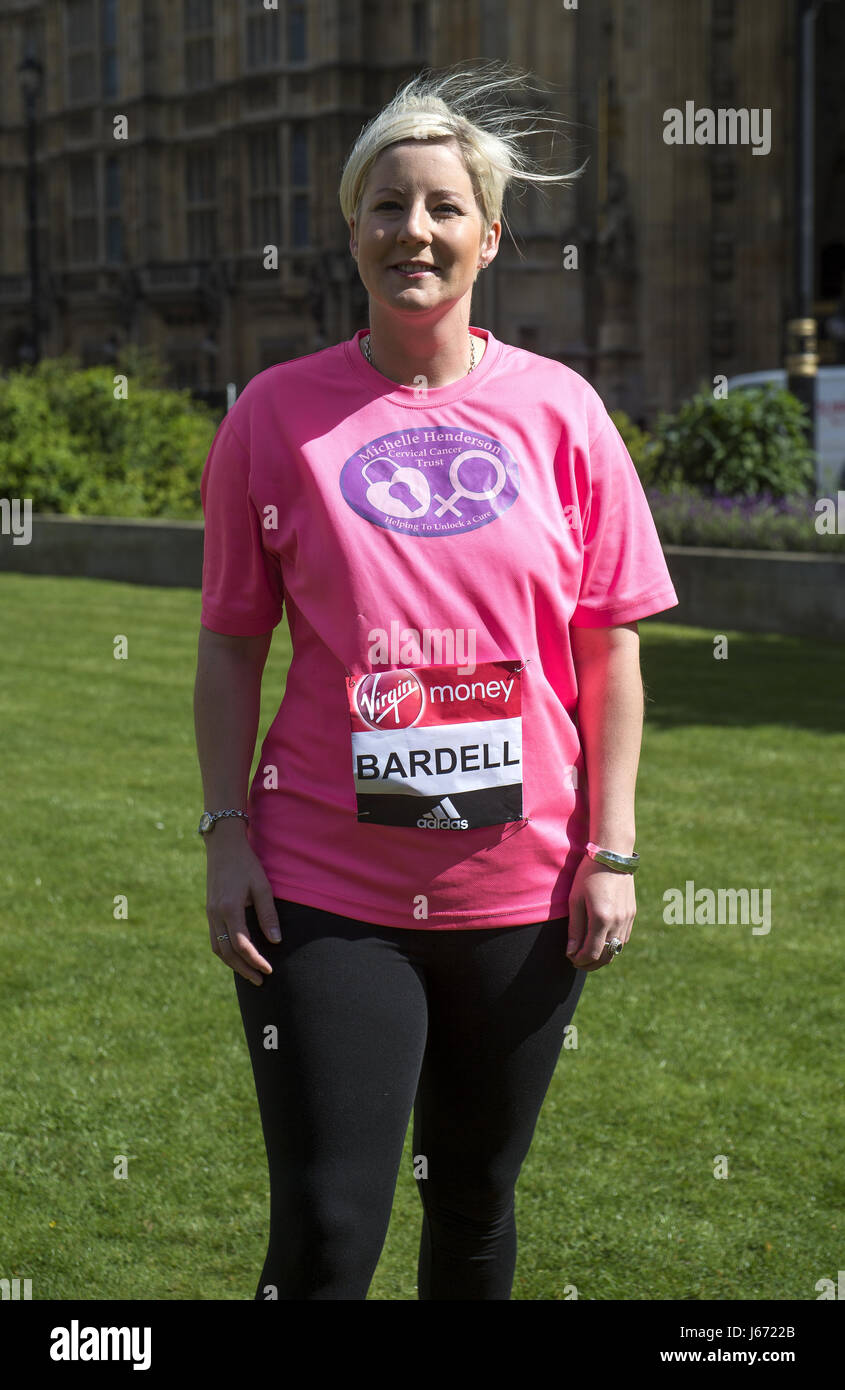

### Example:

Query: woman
xmin=194 ymin=62 xmax=678 ymax=1301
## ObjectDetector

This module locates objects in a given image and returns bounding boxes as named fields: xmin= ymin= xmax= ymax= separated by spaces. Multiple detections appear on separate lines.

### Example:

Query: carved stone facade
xmin=1 ymin=0 xmax=842 ymax=423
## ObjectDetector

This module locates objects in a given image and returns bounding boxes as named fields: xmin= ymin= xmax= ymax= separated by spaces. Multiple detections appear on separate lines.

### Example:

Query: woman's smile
xmin=390 ymin=264 xmax=440 ymax=278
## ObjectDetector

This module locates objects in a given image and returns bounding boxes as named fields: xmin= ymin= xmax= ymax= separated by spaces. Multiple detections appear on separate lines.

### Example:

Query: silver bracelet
xmin=197 ymin=808 xmax=249 ymax=836
xmin=585 ymin=841 xmax=640 ymax=874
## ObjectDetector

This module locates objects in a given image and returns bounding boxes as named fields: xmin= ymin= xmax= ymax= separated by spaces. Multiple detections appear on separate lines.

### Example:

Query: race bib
xmin=345 ymin=660 xmax=524 ymax=829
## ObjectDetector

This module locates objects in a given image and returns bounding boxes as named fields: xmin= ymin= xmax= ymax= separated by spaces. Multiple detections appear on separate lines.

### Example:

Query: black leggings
xmin=234 ymin=898 xmax=587 ymax=1300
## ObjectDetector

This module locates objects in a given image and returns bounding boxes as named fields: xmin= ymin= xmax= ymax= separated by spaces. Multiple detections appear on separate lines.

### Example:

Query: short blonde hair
xmin=338 ymin=60 xmax=587 ymax=255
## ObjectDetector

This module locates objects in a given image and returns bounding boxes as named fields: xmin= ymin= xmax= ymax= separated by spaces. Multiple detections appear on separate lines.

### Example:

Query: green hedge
xmin=0 ymin=349 xmax=216 ymax=519
xmin=612 ymin=384 xmax=815 ymax=499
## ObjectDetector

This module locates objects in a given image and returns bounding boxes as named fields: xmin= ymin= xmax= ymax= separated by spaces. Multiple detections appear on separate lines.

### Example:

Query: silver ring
xmin=217 ymin=933 xmax=229 ymax=943
xmin=605 ymin=937 xmax=623 ymax=957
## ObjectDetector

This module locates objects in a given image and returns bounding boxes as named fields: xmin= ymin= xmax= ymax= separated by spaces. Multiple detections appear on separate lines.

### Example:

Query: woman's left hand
xmin=565 ymin=854 xmax=636 ymax=971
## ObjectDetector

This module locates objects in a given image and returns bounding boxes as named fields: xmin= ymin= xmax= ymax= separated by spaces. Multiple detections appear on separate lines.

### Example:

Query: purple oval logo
xmin=339 ymin=426 xmax=520 ymax=537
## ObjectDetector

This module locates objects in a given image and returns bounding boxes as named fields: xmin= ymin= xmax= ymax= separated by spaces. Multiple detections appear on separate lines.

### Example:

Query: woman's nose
xmin=398 ymin=203 xmax=431 ymax=241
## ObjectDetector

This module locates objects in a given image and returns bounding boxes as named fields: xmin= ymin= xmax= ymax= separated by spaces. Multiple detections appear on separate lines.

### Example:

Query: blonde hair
xmin=338 ymin=60 xmax=588 ymax=257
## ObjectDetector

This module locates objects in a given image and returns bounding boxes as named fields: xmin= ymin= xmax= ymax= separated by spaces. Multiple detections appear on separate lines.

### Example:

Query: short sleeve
xmin=571 ymin=414 xmax=679 ymax=627
xmin=199 ymin=411 xmax=285 ymax=636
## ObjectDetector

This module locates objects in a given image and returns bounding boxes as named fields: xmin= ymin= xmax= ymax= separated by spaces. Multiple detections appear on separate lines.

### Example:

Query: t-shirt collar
xmin=343 ymin=325 xmax=500 ymax=406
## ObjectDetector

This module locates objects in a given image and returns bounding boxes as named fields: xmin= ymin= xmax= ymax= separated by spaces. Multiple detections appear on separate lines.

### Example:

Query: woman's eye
xmin=375 ymin=201 xmax=459 ymax=213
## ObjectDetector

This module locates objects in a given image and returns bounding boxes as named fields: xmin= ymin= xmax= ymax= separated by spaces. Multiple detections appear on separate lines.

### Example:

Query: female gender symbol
xmin=432 ymin=450 xmax=508 ymax=518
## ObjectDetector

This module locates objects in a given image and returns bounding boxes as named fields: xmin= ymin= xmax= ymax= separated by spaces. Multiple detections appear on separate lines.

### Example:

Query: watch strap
xmin=198 ymin=808 xmax=249 ymax=835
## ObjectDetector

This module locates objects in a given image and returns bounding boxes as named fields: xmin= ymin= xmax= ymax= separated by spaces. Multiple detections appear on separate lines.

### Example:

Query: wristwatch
xmin=198 ymin=809 xmax=249 ymax=836
xmin=585 ymin=842 xmax=640 ymax=874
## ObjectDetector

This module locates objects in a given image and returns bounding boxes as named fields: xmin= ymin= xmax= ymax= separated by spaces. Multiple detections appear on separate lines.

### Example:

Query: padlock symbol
xmin=361 ymin=457 xmax=430 ymax=518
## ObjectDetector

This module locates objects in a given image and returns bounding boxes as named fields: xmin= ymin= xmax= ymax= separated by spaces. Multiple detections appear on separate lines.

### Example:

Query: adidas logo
xmin=417 ymin=797 xmax=469 ymax=830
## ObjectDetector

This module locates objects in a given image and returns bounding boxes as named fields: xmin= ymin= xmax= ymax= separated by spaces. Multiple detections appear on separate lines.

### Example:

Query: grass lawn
xmin=0 ymin=572 xmax=842 ymax=1300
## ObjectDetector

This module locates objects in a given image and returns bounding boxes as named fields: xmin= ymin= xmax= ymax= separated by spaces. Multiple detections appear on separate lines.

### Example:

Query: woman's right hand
xmin=205 ymin=825 xmax=282 ymax=986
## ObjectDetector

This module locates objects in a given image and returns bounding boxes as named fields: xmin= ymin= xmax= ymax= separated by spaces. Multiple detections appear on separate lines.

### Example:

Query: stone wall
xmin=1 ymin=515 xmax=842 ymax=640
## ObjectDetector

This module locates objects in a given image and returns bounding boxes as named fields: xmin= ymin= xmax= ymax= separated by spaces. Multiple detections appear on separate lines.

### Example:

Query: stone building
xmin=1 ymin=0 xmax=843 ymax=425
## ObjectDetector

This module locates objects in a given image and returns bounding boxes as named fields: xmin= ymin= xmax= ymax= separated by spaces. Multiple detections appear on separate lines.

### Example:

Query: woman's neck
xmin=359 ymin=318 xmax=485 ymax=387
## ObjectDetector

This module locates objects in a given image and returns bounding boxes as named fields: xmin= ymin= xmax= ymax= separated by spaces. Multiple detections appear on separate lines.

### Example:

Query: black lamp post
xmin=17 ymin=47 xmax=43 ymax=367
xmin=786 ymin=0 xmax=830 ymax=455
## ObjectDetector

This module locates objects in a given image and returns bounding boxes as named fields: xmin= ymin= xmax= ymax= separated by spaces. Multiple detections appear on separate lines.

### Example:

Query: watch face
xmin=199 ymin=812 xmax=213 ymax=834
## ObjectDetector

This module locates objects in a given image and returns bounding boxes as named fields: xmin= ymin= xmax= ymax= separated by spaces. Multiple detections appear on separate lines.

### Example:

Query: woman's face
xmin=349 ymin=138 xmax=499 ymax=318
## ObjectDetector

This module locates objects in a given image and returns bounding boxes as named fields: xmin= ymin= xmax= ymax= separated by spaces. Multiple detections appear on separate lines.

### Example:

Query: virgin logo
xmin=355 ymin=671 xmax=425 ymax=729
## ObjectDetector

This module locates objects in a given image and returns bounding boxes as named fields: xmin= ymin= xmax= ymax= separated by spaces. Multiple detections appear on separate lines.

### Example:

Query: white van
xmin=726 ymin=366 xmax=845 ymax=494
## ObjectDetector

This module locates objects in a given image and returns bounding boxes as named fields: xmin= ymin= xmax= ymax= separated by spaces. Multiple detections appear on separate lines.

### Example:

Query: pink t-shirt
xmin=199 ymin=325 xmax=679 ymax=929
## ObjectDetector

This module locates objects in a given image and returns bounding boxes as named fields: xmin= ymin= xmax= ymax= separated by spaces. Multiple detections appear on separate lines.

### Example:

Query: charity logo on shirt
xmin=339 ymin=426 xmax=520 ymax=536
xmin=345 ymin=661 xmax=524 ymax=829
